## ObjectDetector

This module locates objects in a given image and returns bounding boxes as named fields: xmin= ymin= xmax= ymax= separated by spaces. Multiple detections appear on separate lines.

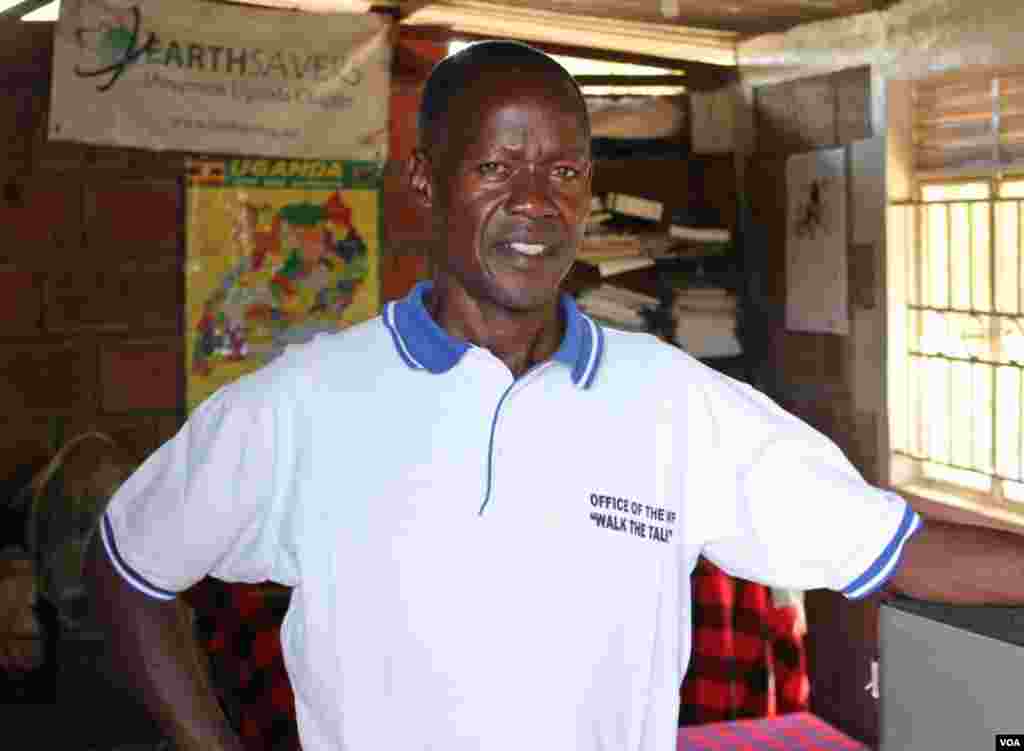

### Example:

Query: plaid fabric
xmin=676 ymin=711 xmax=869 ymax=750
xmin=184 ymin=579 xmax=299 ymax=751
xmin=769 ymin=597 xmax=811 ymax=717
xmin=679 ymin=557 xmax=809 ymax=725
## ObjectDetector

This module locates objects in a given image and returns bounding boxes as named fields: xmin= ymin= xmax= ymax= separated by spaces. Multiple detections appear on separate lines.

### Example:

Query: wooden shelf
xmin=575 ymin=141 xmax=745 ymax=380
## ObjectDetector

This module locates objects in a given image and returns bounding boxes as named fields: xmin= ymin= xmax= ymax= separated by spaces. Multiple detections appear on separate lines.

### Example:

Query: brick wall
xmin=0 ymin=20 xmax=437 ymax=485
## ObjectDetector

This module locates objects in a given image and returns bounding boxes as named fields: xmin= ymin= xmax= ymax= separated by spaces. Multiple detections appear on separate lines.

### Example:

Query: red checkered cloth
xmin=184 ymin=579 xmax=300 ymax=751
xmin=676 ymin=711 xmax=869 ymax=750
xmin=679 ymin=557 xmax=810 ymax=726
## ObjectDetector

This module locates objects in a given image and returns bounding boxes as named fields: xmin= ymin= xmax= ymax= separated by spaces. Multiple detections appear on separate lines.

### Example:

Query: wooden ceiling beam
xmin=397 ymin=25 xmax=736 ymax=90
xmin=0 ymin=0 xmax=52 ymax=18
xmin=400 ymin=2 xmax=737 ymax=66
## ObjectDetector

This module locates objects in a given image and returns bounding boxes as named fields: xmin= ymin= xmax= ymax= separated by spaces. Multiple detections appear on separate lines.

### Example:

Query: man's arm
xmin=82 ymin=534 xmax=245 ymax=751
xmin=888 ymin=517 xmax=1024 ymax=605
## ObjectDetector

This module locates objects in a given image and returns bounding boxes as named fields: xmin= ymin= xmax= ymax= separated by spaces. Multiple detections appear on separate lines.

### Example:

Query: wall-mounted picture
xmin=785 ymin=147 xmax=849 ymax=335
xmin=185 ymin=158 xmax=381 ymax=410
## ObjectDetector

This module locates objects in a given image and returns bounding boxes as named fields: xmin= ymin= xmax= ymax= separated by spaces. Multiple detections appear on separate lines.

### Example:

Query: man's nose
xmin=506 ymin=166 xmax=557 ymax=218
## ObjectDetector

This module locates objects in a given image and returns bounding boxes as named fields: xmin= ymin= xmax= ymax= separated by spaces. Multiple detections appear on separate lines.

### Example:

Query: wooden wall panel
xmin=756 ymin=76 xmax=836 ymax=153
xmin=835 ymin=67 xmax=872 ymax=145
xmin=756 ymin=68 xmax=871 ymax=154
xmin=748 ymin=64 xmax=878 ymax=748
xmin=689 ymin=154 xmax=738 ymax=228
xmin=790 ymin=77 xmax=839 ymax=149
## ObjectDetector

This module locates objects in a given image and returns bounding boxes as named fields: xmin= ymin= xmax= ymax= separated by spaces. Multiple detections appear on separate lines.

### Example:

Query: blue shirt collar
xmin=383 ymin=281 xmax=604 ymax=389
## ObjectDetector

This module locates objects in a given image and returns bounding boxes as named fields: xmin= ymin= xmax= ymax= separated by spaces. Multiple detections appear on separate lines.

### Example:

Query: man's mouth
xmin=493 ymin=240 xmax=556 ymax=258
xmin=507 ymin=242 xmax=547 ymax=256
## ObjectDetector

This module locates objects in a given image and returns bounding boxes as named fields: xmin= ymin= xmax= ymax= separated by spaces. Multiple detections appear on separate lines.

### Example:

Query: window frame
xmin=888 ymin=167 xmax=1024 ymax=528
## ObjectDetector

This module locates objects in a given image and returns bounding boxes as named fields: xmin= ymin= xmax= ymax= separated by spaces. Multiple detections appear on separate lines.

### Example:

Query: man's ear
xmin=407 ymin=149 xmax=433 ymax=209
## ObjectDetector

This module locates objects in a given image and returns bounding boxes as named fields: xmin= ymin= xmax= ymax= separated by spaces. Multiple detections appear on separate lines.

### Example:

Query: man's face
xmin=416 ymin=71 xmax=592 ymax=312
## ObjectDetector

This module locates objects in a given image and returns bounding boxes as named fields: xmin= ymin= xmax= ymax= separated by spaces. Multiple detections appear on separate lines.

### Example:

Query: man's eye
xmin=477 ymin=162 xmax=508 ymax=177
xmin=553 ymin=165 xmax=581 ymax=180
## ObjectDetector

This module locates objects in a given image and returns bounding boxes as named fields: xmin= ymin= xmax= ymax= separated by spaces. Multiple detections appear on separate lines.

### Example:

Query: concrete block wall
xmin=1 ymin=22 xmax=185 ymax=481
xmin=1 ymin=21 xmax=439 ymax=484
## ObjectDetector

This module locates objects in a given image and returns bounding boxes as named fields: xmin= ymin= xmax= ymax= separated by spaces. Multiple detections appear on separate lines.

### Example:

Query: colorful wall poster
xmin=185 ymin=158 xmax=380 ymax=410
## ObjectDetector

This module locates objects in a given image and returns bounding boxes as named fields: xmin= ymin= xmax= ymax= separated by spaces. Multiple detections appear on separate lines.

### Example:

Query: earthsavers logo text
xmin=68 ymin=0 xmax=367 ymax=103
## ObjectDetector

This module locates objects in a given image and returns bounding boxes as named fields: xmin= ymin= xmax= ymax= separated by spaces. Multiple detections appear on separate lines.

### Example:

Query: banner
xmin=50 ymin=0 xmax=391 ymax=161
xmin=185 ymin=158 xmax=381 ymax=410
xmin=785 ymin=148 xmax=849 ymax=335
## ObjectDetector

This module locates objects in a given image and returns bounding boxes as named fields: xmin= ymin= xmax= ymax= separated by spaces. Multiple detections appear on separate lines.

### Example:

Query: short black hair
xmin=418 ymin=40 xmax=591 ymax=154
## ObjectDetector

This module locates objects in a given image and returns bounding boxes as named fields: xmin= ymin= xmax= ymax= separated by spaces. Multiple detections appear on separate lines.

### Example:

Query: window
xmin=889 ymin=67 xmax=1024 ymax=518
xmin=890 ymin=175 xmax=1024 ymax=508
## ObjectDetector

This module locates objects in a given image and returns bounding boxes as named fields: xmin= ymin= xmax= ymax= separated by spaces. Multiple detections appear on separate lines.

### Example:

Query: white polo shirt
xmin=102 ymin=280 xmax=921 ymax=751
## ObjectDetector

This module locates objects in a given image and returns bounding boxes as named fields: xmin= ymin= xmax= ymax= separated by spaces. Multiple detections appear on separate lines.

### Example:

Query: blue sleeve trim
xmin=100 ymin=513 xmax=178 ymax=601
xmin=841 ymin=503 xmax=923 ymax=600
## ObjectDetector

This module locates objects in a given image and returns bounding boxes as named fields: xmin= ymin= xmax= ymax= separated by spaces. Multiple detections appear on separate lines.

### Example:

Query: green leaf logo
xmin=73 ymin=5 xmax=155 ymax=92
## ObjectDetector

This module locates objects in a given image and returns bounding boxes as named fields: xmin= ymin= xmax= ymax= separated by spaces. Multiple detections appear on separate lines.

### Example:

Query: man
xmin=84 ymin=41 xmax=1024 ymax=751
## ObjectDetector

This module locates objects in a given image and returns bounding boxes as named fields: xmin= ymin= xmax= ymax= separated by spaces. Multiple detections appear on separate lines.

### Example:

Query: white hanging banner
xmin=49 ymin=0 xmax=391 ymax=161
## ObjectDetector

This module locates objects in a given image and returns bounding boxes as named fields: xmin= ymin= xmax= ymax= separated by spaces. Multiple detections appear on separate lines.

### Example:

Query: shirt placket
xmin=479 ymin=362 xmax=554 ymax=515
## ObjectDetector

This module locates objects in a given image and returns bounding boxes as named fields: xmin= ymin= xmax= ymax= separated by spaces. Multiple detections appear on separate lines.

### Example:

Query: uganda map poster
xmin=185 ymin=158 xmax=380 ymax=411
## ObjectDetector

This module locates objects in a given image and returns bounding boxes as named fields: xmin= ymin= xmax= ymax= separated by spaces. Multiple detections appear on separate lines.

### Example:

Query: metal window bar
xmin=907 ymin=306 xmax=1021 ymax=319
xmin=946 ymin=203 xmax=953 ymax=312
xmin=922 ymin=199 xmax=931 ymax=310
xmin=990 ymin=188 xmax=999 ymax=496
xmin=901 ymin=189 xmax=1024 ymax=497
xmin=907 ymin=350 xmax=1023 ymax=370
xmin=1019 ymin=200 xmax=1023 ymax=317
xmin=897 ymin=355 xmax=1024 ymax=483
xmin=969 ymin=203 xmax=975 ymax=310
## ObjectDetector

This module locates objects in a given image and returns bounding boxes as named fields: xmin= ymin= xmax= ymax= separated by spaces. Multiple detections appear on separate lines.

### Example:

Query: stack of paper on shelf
xmin=671 ymin=287 xmax=741 ymax=358
xmin=672 ymin=286 xmax=737 ymax=312
xmin=668 ymin=225 xmax=731 ymax=244
xmin=577 ymin=230 xmax=679 ymax=277
xmin=605 ymin=192 xmax=665 ymax=223
xmin=576 ymin=284 xmax=660 ymax=332
xmin=665 ymin=224 xmax=732 ymax=258
xmin=585 ymin=211 xmax=614 ymax=232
